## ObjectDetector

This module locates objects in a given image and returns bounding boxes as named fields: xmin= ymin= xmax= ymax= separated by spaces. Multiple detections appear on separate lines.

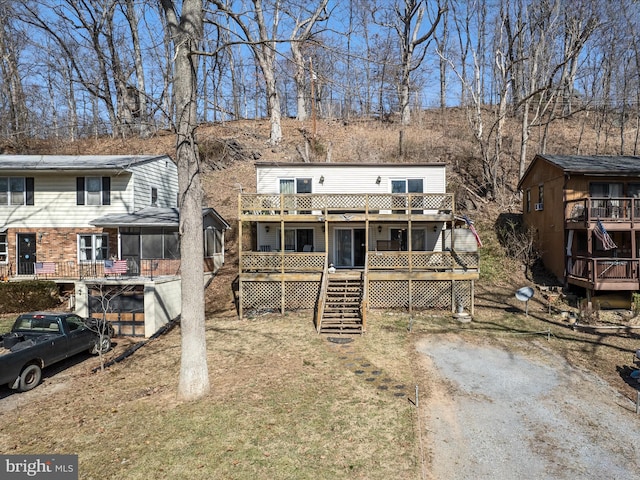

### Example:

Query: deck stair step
xmin=319 ymin=276 xmax=364 ymax=335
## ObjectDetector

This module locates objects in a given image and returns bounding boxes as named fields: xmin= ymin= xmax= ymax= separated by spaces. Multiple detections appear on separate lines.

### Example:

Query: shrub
xmin=0 ymin=281 xmax=60 ymax=314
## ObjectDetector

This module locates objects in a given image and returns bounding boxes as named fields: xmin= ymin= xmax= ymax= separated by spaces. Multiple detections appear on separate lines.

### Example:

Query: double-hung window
xmin=77 ymin=177 xmax=111 ymax=205
xmin=78 ymin=234 xmax=108 ymax=262
xmin=0 ymin=177 xmax=34 ymax=205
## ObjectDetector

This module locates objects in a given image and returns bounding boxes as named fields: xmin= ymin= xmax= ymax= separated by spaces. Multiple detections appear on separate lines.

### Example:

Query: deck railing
xmin=241 ymin=250 xmax=479 ymax=273
xmin=241 ymin=252 xmax=326 ymax=272
xmin=568 ymin=256 xmax=640 ymax=283
xmin=0 ymin=259 xmax=183 ymax=280
xmin=566 ymin=197 xmax=640 ymax=223
xmin=240 ymin=192 xmax=454 ymax=216
xmin=368 ymin=250 xmax=479 ymax=271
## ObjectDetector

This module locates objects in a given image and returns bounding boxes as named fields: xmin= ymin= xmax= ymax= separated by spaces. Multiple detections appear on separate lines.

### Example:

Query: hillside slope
xmin=17 ymin=110 xmax=632 ymax=310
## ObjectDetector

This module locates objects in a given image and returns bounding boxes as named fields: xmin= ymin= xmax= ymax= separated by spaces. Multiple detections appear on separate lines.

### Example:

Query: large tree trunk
xmin=161 ymin=0 xmax=209 ymax=402
xmin=0 ymin=5 xmax=28 ymax=141
xmin=123 ymin=0 xmax=149 ymax=136
xmin=291 ymin=42 xmax=307 ymax=121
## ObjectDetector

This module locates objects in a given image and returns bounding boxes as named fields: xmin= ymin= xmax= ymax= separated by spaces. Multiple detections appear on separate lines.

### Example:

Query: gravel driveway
xmin=416 ymin=337 xmax=640 ymax=480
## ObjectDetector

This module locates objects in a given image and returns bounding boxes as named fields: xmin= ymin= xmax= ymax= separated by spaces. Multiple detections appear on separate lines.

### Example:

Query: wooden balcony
xmin=566 ymin=197 xmax=640 ymax=227
xmin=239 ymin=192 xmax=454 ymax=222
xmin=567 ymin=256 xmax=640 ymax=291
xmin=240 ymin=250 xmax=479 ymax=278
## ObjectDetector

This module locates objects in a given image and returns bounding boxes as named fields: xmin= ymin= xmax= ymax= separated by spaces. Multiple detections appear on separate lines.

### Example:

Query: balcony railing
xmin=568 ymin=255 xmax=640 ymax=285
xmin=240 ymin=193 xmax=454 ymax=216
xmin=0 ymin=259 xmax=182 ymax=281
xmin=240 ymin=250 xmax=479 ymax=274
xmin=566 ymin=197 xmax=640 ymax=223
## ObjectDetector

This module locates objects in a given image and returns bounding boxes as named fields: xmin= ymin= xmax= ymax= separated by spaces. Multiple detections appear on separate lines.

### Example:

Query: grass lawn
xmin=1 ymin=290 xmax=638 ymax=480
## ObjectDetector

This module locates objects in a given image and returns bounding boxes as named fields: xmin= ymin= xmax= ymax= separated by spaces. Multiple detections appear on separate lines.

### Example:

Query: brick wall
xmin=4 ymin=227 xmax=117 ymax=266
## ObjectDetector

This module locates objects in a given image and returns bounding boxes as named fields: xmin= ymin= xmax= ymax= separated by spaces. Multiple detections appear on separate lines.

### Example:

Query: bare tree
xmin=287 ymin=0 xmax=329 ymax=121
xmin=160 ymin=0 xmax=210 ymax=401
xmin=376 ymin=0 xmax=444 ymax=126
xmin=210 ymin=0 xmax=284 ymax=145
xmin=122 ymin=0 xmax=150 ymax=136
xmin=0 ymin=1 xmax=28 ymax=143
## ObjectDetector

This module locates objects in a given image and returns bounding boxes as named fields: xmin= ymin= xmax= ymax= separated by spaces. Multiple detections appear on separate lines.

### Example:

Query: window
xmin=538 ymin=185 xmax=544 ymax=205
xmin=151 ymin=187 xmax=158 ymax=207
xmin=391 ymin=178 xmax=423 ymax=213
xmin=78 ymin=234 xmax=108 ymax=262
xmin=77 ymin=177 xmax=111 ymax=205
xmin=0 ymin=233 xmax=7 ymax=263
xmin=526 ymin=190 xmax=531 ymax=213
xmin=590 ymin=182 xmax=623 ymax=197
xmin=141 ymin=228 xmax=179 ymax=259
xmin=0 ymin=177 xmax=34 ymax=206
xmin=276 ymin=228 xmax=313 ymax=252
xmin=279 ymin=178 xmax=312 ymax=194
xmin=204 ymin=228 xmax=223 ymax=257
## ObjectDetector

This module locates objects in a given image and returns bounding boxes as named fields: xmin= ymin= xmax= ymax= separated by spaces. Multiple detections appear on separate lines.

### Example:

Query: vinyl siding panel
xmin=131 ymin=158 xmax=178 ymax=209
xmin=256 ymin=165 xmax=446 ymax=194
xmin=0 ymin=171 xmax=132 ymax=228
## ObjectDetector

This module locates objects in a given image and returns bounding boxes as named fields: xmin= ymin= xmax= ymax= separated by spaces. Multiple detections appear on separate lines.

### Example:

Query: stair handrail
xmin=315 ymin=254 xmax=329 ymax=333
xmin=361 ymin=254 xmax=369 ymax=333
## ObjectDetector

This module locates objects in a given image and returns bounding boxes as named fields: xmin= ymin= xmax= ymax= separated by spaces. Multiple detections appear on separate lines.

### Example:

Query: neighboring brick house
xmin=0 ymin=155 xmax=229 ymax=336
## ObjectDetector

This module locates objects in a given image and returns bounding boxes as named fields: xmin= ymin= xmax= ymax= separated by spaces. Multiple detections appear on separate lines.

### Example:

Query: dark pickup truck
xmin=0 ymin=312 xmax=112 ymax=392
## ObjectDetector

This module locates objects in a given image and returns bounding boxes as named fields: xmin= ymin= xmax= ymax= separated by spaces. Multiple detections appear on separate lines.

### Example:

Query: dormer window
xmin=151 ymin=187 xmax=158 ymax=207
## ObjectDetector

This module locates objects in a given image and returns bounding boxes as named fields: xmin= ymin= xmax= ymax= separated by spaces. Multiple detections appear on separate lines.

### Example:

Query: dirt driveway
xmin=417 ymin=337 xmax=640 ymax=480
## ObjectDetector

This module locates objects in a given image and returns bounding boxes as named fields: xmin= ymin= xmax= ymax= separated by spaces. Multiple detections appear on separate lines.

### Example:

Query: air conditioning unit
xmin=534 ymin=203 xmax=544 ymax=211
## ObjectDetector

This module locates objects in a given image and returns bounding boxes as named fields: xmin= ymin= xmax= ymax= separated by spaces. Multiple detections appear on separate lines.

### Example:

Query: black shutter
xmin=26 ymin=177 xmax=34 ymax=205
xmin=76 ymin=177 xmax=85 ymax=205
xmin=102 ymin=177 xmax=111 ymax=205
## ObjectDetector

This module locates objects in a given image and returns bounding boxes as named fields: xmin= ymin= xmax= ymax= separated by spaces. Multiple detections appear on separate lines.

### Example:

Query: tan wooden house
xmin=518 ymin=154 xmax=640 ymax=301
xmin=237 ymin=162 xmax=480 ymax=333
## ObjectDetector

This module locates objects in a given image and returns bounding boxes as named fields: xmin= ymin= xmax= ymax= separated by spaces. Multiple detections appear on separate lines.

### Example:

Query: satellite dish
xmin=515 ymin=287 xmax=534 ymax=302
xmin=515 ymin=287 xmax=534 ymax=315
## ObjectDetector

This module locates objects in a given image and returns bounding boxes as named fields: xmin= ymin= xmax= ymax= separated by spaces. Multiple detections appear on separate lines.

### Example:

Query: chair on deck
xmin=259 ymin=245 xmax=271 ymax=252
xmin=302 ymin=244 xmax=313 ymax=252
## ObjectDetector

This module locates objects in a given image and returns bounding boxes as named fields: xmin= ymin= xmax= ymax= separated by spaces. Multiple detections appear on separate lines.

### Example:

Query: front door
xmin=334 ymin=228 xmax=366 ymax=267
xmin=17 ymin=233 xmax=36 ymax=274
xmin=120 ymin=232 xmax=140 ymax=275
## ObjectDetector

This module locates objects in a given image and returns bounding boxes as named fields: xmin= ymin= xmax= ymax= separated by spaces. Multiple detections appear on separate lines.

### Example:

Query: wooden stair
xmin=319 ymin=273 xmax=364 ymax=334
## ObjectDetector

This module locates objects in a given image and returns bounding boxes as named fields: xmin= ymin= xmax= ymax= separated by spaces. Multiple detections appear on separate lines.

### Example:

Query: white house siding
xmin=255 ymin=163 xmax=446 ymax=195
xmin=131 ymin=158 xmax=178 ymax=210
xmin=0 ymin=171 xmax=132 ymax=228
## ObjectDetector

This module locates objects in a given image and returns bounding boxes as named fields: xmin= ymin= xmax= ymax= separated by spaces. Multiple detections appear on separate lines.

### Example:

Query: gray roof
xmin=255 ymin=161 xmax=445 ymax=168
xmin=536 ymin=154 xmax=640 ymax=174
xmin=91 ymin=207 xmax=230 ymax=229
xmin=0 ymin=155 xmax=171 ymax=171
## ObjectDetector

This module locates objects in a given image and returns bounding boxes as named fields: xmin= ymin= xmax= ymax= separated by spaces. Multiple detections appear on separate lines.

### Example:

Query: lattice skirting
xmin=368 ymin=280 xmax=472 ymax=310
xmin=241 ymin=281 xmax=319 ymax=311
xmin=240 ymin=279 xmax=472 ymax=313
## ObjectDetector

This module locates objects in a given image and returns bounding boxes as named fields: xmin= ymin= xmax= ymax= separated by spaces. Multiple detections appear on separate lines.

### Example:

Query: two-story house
xmin=0 ymin=155 xmax=229 ymax=336
xmin=237 ymin=162 xmax=480 ymax=334
xmin=518 ymin=154 xmax=640 ymax=304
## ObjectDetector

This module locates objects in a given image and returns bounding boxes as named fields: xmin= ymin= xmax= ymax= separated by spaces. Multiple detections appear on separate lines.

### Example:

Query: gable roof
xmin=90 ymin=207 xmax=230 ymax=230
xmin=518 ymin=154 xmax=640 ymax=190
xmin=0 ymin=155 xmax=172 ymax=171
xmin=255 ymin=161 xmax=444 ymax=168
